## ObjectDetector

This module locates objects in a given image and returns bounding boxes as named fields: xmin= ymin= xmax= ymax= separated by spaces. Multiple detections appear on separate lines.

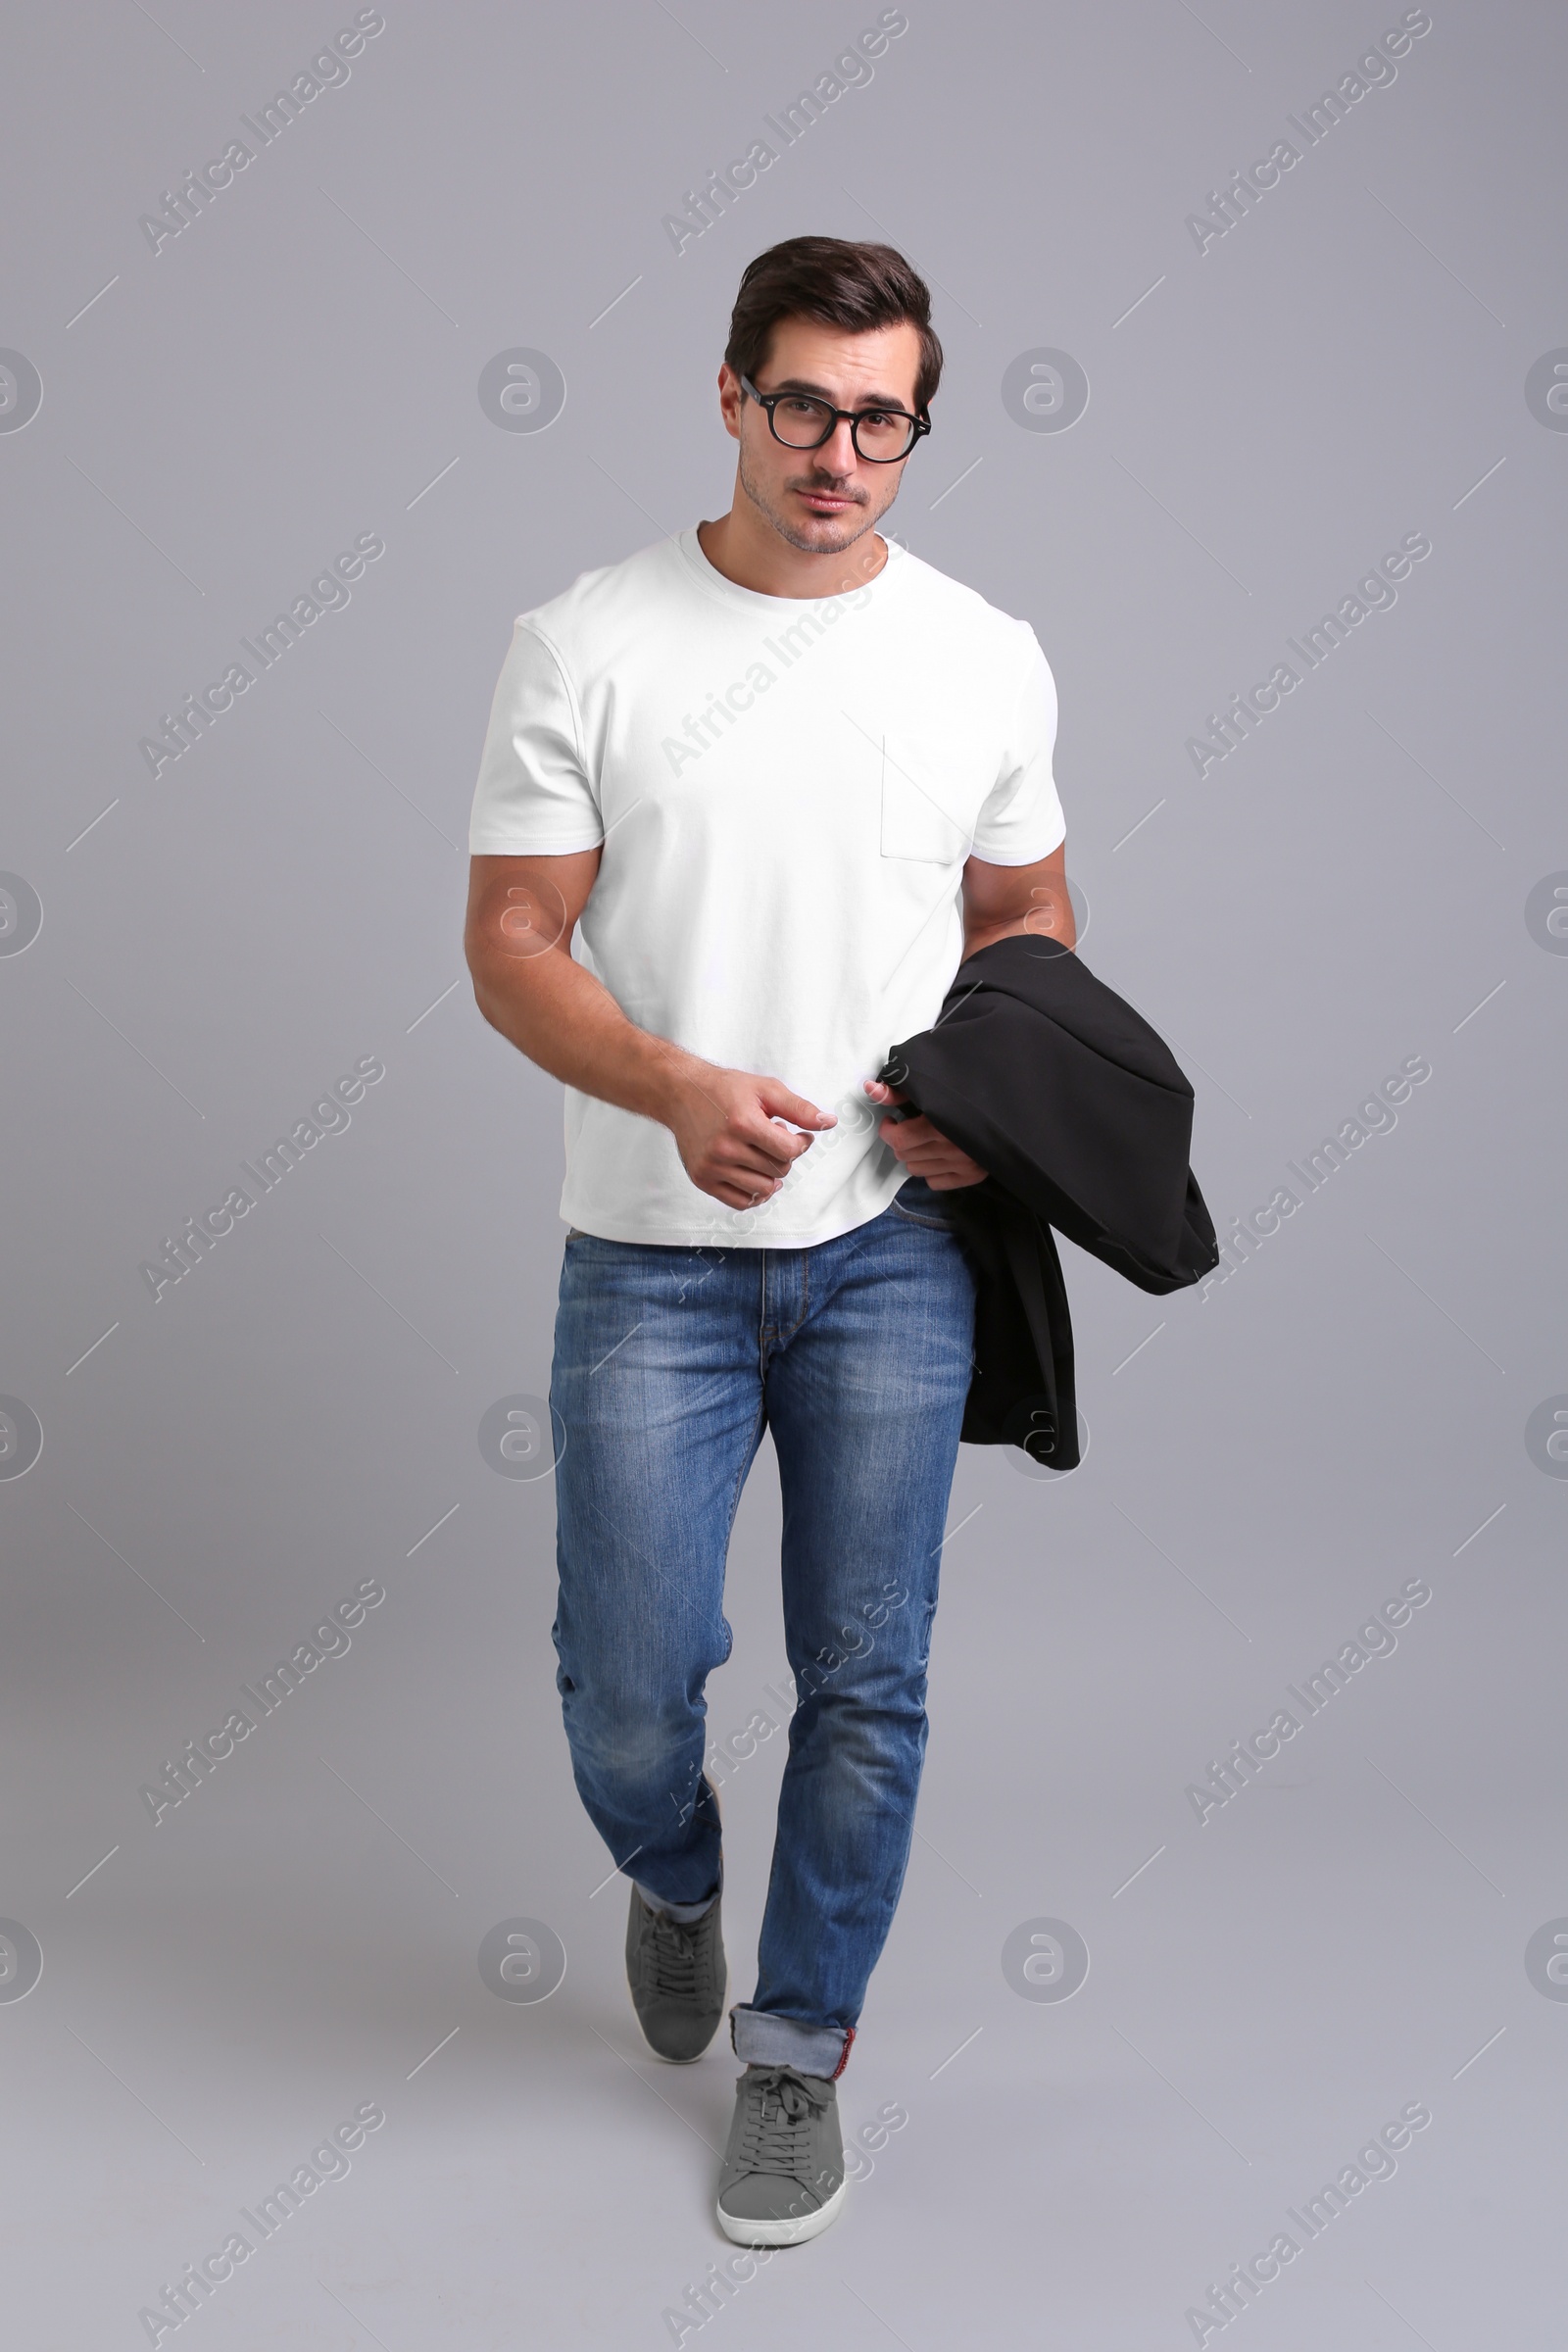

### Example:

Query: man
xmin=465 ymin=235 xmax=1073 ymax=2246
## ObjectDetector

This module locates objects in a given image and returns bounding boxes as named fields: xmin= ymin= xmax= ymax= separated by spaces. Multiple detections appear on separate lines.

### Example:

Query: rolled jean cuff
xmin=633 ymin=1879 xmax=718 ymax=1924
xmin=729 ymin=2005 xmax=855 ymax=2079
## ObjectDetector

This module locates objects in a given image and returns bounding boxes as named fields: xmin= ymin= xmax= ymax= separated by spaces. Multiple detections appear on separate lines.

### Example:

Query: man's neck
xmin=696 ymin=511 xmax=888 ymax=601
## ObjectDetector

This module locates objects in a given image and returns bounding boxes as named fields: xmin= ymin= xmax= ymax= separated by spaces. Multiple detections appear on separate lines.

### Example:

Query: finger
xmin=710 ymin=1171 xmax=796 ymax=1207
xmin=906 ymin=1148 xmax=986 ymax=1183
xmin=879 ymin=1113 xmax=941 ymax=1154
xmin=895 ymin=1131 xmax=966 ymax=1170
xmin=736 ymin=1120 xmax=814 ymax=1171
xmin=756 ymin=1077 xmax=835 ymax=1129
xmin=862 ymin=1078 xmax=907 ymax=1106
xmin=715 ymin=1144 xmax=797 ymax=1186
xmin=900 ymin=1136 xmax=970 ymax=1171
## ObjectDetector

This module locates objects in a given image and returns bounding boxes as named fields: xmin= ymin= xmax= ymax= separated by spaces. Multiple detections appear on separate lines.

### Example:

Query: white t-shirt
xmin=469 ymin=524 xmax=1066 ymax=1248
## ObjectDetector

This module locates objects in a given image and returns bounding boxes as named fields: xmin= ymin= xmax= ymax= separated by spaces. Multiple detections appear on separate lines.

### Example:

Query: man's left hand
xmin=863 ymin=1078 xmax=989 ymax=1190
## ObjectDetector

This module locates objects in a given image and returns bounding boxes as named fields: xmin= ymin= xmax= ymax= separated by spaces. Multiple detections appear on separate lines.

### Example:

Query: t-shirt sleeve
xmin=967 ymin=630 xmax=1066 ymax=866
xmin=468 ymin=619 xmax=606 ymax=856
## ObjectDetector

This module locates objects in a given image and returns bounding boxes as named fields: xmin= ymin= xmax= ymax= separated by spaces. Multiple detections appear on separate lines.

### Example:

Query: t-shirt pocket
xmin=878 ymin=729 xmax=973 ymax=864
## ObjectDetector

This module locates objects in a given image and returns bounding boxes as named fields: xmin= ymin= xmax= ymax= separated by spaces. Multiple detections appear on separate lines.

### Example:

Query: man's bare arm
xmin=464 ymin=853 xmax=834 ymax=1211
xmin=959 ymin=839 xmax=1076 ymax=958
xmin=863 ymin=840 xmax=1075 ymax=1188
xmin=465 ymin=849 xmax=669 ymax=1114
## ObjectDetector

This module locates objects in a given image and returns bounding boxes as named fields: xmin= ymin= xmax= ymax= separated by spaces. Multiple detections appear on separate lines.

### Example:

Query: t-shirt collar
xmin=674 ymin=521 xmax=910 ymax=614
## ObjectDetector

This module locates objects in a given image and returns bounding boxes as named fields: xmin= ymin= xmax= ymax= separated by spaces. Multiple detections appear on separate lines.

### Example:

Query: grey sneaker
xmin=716 ymin=2064 xmax=847 ymax=2246
xmin=625 ymin=1886 xmax=726 ymax=2063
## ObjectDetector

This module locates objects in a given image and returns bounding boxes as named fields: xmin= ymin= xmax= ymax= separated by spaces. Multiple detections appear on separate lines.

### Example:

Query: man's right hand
xmin=662 ymin=1062 xmax=836 ymax=1210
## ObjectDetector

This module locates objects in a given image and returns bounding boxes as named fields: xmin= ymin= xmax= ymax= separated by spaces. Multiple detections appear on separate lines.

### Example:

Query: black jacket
xmin=877 ymin=936 xmax=1219 ymax=1469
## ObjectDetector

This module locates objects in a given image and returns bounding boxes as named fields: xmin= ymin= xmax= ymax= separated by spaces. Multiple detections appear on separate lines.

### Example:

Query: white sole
xmin=715 ymin=2173 xmax=848 ymax=2247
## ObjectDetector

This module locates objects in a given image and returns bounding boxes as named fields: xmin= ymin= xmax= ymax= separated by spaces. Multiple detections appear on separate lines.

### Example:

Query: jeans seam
xmin=890 ymin=1200 xmax=952 ymax=1231
xmin=717 ymin=1402 xmax=767 ymax=1635
xmin=759 ymin=1248 xmax=810 ymax=1347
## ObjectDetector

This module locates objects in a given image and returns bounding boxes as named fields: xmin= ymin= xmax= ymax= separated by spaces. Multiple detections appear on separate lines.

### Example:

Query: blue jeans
xmin=548 ymin=1181 xmax=977 ymax=2078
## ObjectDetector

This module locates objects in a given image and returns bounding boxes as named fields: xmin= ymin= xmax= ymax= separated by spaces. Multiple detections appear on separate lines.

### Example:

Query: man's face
xmin=722 ymin=316 xmax=924 ymax=557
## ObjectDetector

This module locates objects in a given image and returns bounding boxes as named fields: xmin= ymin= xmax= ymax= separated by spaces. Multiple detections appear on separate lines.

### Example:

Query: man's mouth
xmin=796 ymin=489 xmax=858 ymax=514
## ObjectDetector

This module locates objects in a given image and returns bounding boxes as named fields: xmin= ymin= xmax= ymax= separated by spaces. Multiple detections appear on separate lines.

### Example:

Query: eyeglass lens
xmin=769 ymin=394 xmax=916 ymax=461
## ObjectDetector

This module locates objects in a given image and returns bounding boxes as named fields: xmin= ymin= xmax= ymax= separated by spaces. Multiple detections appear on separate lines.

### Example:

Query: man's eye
xmin=859 ymin=410 xmax=894 ymax=427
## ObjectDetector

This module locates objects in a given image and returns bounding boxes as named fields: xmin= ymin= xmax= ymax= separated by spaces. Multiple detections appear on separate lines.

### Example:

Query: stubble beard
xmin=737 ymin=442 xmax=897 ymax=558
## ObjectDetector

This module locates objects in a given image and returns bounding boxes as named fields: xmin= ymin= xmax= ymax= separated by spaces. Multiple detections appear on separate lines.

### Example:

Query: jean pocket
xmin=890 ymin=1183 xmax=954 ymax=1231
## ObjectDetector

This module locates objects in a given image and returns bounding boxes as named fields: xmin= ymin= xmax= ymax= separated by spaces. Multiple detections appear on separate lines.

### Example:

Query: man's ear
xmin=717 ymin=365 xmax=743 ymax=441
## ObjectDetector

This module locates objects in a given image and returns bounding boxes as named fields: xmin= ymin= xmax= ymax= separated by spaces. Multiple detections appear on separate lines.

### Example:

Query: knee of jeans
xmin=795 ymin=1651 xmax=929 ymax=1725
xmin=808 ymin=1686 xmax=929 ymax=1816
xmin=562 ymin=1682 xmax=697 ymax=1784
xmin=793 ymin=1604 xmax=922 ymax=1686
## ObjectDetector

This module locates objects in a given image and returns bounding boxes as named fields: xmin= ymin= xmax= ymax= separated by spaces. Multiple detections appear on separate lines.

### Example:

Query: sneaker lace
xmin=737 ymin=2066 xmax=829 ymax=2182
xmin=649 ymin=1911 xmax=705 ymax=2000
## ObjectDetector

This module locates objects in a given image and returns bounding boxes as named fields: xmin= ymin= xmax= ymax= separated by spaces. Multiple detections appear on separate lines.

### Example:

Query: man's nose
xmin=813 ymin=418 xmax=858 ymax=472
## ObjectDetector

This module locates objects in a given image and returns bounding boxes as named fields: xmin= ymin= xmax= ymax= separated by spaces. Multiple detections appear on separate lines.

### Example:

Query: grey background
xmin=3 ymin=0 xmax=1564 ymax=2343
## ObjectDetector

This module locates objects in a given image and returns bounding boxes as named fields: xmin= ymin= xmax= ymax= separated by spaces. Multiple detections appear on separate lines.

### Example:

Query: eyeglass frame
xmin=739 ymin=372 xmax=931 ymax=464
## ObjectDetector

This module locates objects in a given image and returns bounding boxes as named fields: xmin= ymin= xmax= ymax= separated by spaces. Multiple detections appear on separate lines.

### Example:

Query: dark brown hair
xmin=724 ymin=234 xmax=943 ymax=419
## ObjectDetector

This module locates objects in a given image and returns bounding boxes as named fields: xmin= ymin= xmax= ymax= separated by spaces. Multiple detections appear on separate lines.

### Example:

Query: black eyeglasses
xmin=741 ymin=374 xmax=929 ymax=464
